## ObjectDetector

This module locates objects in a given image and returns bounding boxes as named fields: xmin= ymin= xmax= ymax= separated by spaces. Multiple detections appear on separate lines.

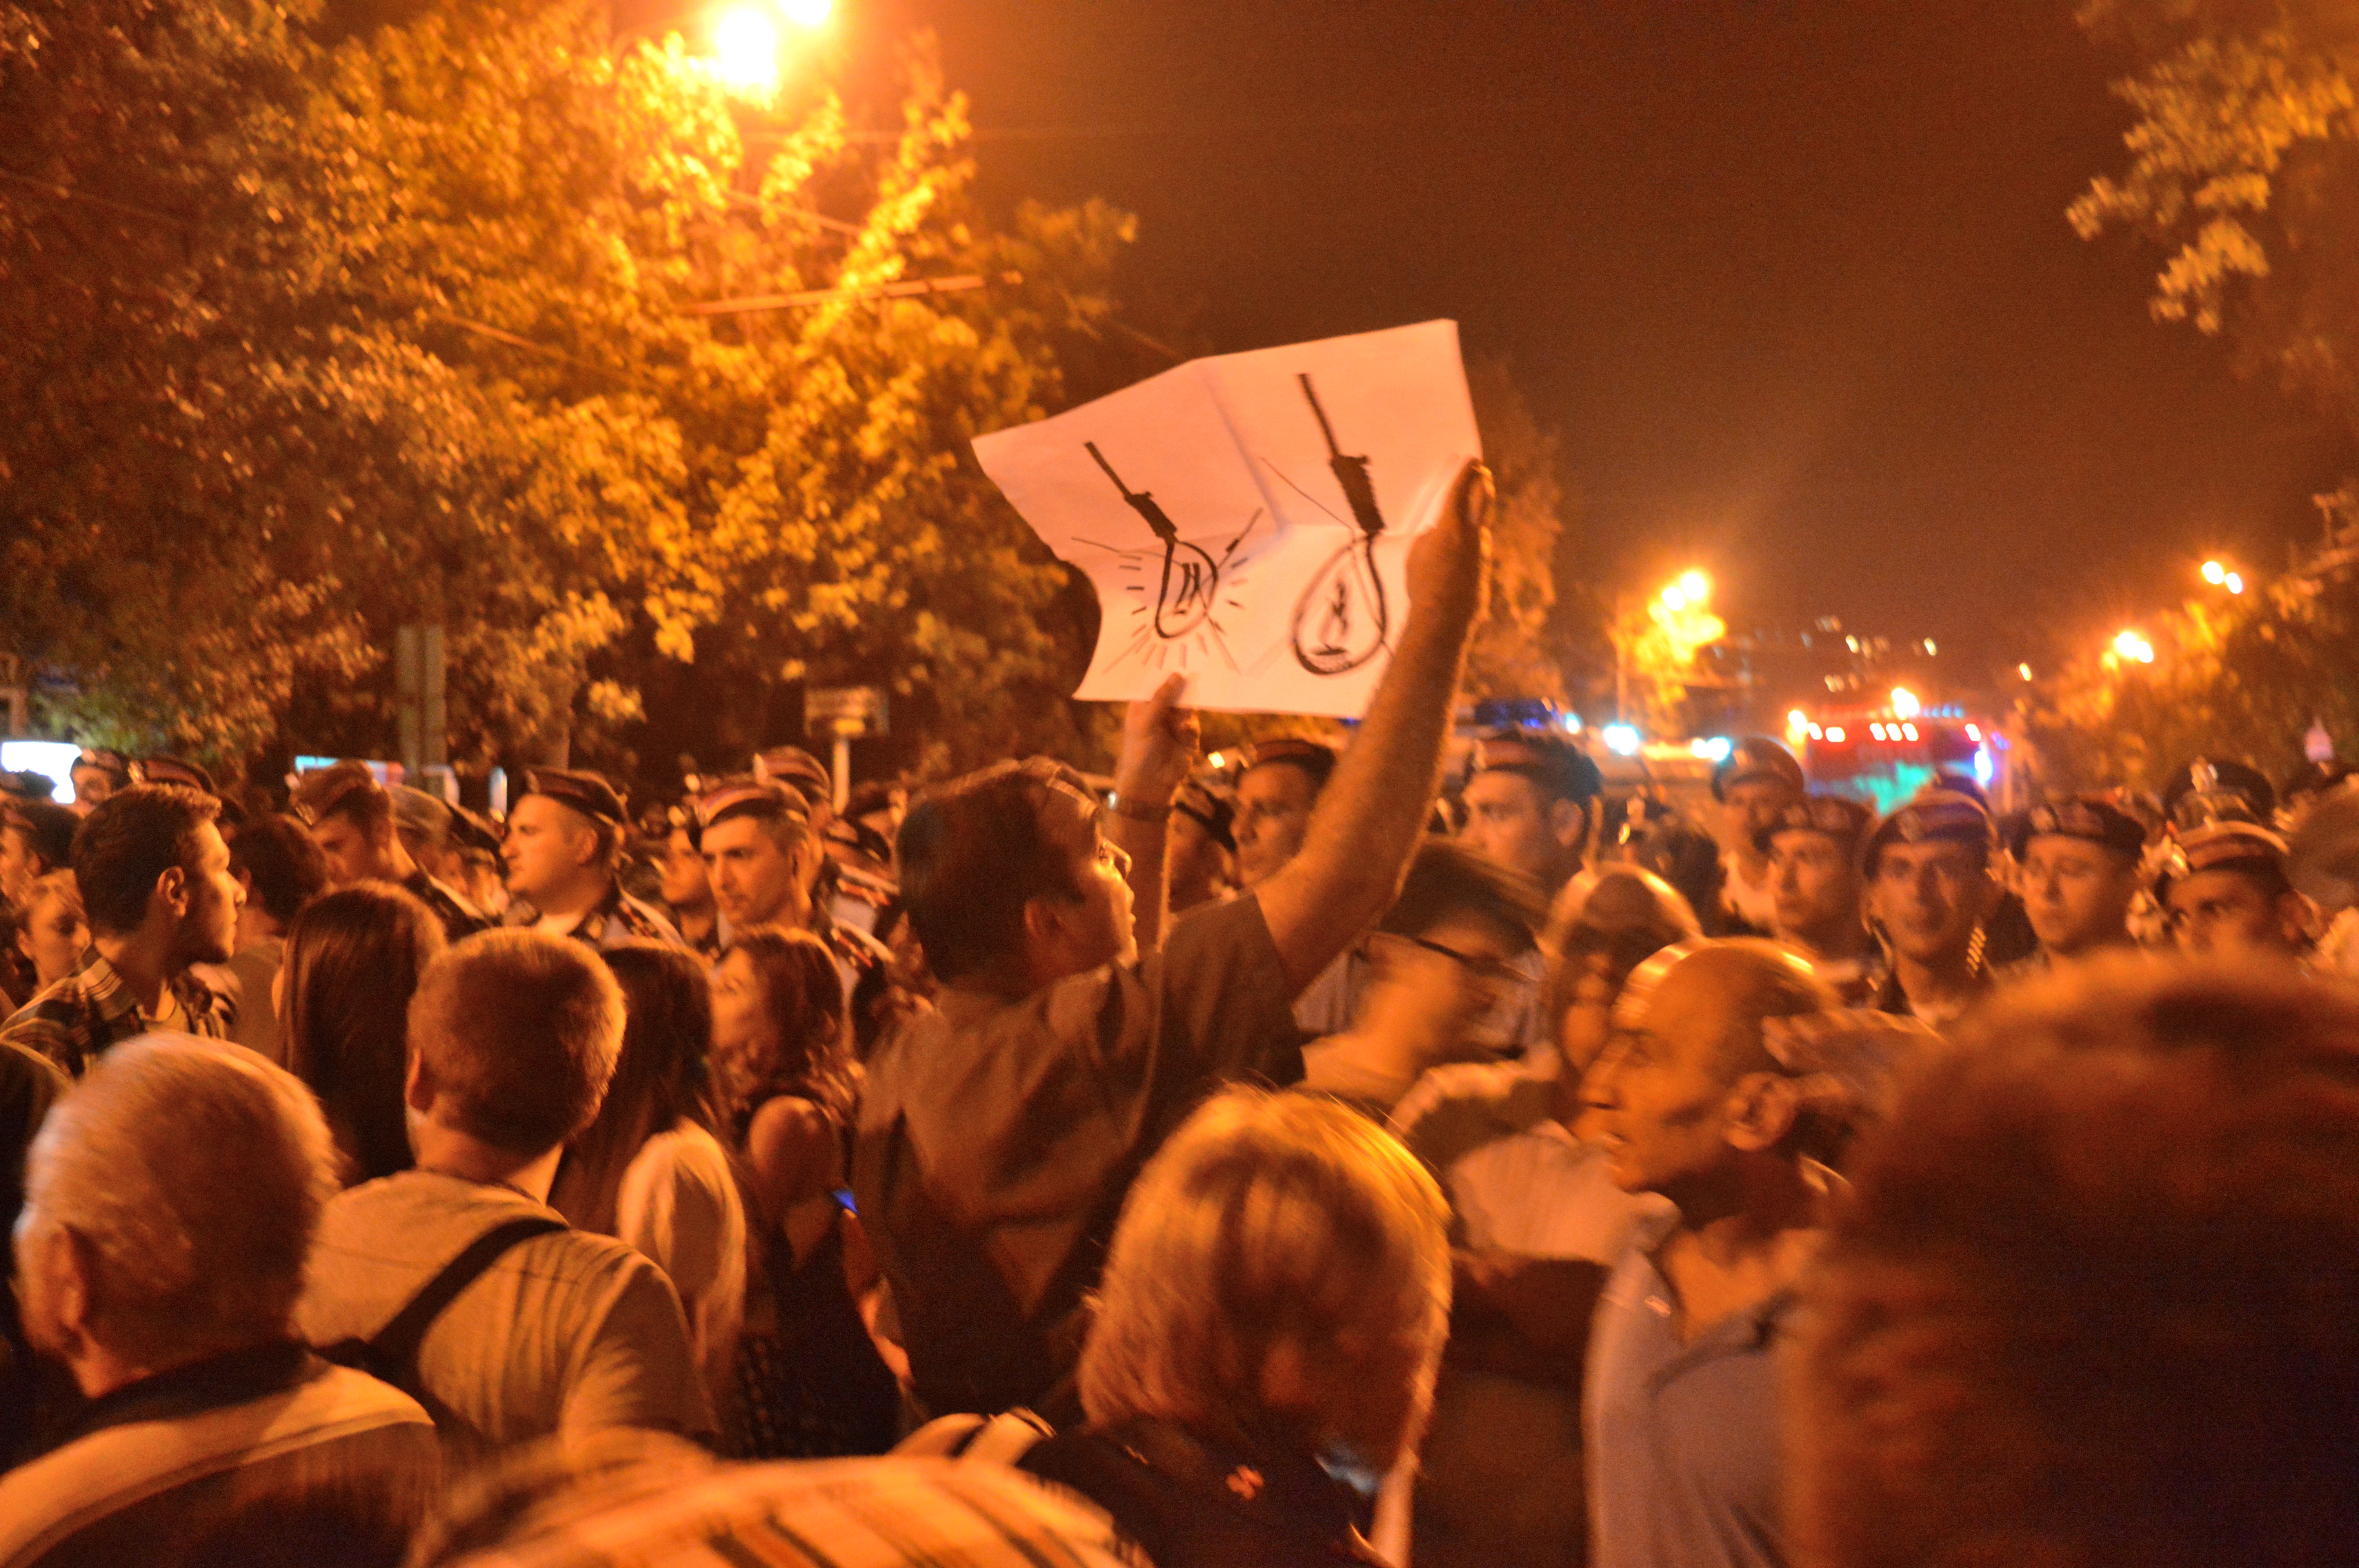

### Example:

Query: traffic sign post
xmin=805 ymin=686 xmax=887 ymax=811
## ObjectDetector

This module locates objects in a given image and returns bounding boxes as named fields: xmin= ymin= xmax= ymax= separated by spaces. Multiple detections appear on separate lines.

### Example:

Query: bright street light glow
xmin=1787 ymin=708 xmax=1808 ymax=732
xmin=711 ymin=4 xmax=781 ymax=93
xmin=1890 ymin=686 xmax=1921 ymax=720
xmin=2113 ymin=630 xmax=2155 ymax=665
xmin=1603 ymin=724 xmax=1641 ymax=757
xmin=2203 ymin=560 xmax=2227 ymax=585
xmin=1677 ymin=570 xmax=1710 ymax=605
xmin=2018 ymin=663 xmax=2034 ymax=681
xmin=1660 ymin=585 xmax=1688 ymax=613
xmin=1689 ymin=737 xmax=1732 ymax=762
xmin=2225 ymin=572 xmax=2245 ymax=594
xmin=780 ymin=0 xmax=833 ymax=23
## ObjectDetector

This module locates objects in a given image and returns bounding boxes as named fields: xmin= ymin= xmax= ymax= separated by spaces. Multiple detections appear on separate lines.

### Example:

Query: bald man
xmin=1581 ymin=940 xmax=1841 ymax=1568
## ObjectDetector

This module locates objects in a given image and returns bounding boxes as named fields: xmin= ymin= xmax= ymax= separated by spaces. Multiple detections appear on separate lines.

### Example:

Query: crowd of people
xmin=0 ymin=459 xmax=2352 ymax=1568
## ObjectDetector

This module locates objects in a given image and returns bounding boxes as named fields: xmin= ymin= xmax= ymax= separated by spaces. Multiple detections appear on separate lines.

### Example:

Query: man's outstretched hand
xmin=1405 ymin=457 xmax=1493 ymax=629
xmin=1114 ymin=673 xmax=1198 ymax=806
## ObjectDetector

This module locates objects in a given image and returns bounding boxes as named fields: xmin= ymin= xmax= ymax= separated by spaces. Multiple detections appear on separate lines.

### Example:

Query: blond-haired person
xmin=1009 ymin=1090 xmax=1449 ymax=1568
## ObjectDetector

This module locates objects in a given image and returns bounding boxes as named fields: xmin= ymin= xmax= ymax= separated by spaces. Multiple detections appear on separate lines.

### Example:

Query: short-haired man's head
xmin=71 ymin=783 xmax=222 ymax=936
xmin=1079 ymin=1089 xmax=1451 ymax=1472
xmin=1798 ymin=958 xmax=2359 ymax=1568
xmin=292 ymin=761 xmax=390 ymax=833
xmin=1539 ymin=865 xmax=1703 ymax=1037
xmin=896 ymin=759 xmax=1101 ymax=985
xmin=408 ymin=930 xmax=626 ymax=1155
xmin=1376 ymin=838 xmax=1546 ymax=953
xmin=18 ymin=1035 xmax=336 ymax=1367
xmin=230 ymin=812 xmax=330 ymax=928
xmin=1241 ymin=737 xmax=1338 ymax=794
xmin=1614 ymin=939 xmax=1840 ymax=1083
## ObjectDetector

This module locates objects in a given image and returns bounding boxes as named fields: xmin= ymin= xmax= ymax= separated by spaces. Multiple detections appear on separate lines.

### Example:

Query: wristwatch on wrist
xmin=1108 ymin=792 xmax=1173 ymax=824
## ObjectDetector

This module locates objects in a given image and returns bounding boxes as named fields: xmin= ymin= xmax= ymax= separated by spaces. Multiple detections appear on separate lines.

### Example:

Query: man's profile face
xmin=1460 ymin=771 xmax=1574 ymax=886
xmin=1768 ymin=831 xmax=1861 ymax=947
xmin=178 ymin=821 xmax=244 ymax=965
xmin=1869 ymin=840 xmax=1992 ymax=964
xmin=1061 ymin=832 xmax=1138 ymax=973
xmin=1232 ymin=763 xmax=1318 ymax=889
xmin=701 ymin=813 xmax=808 ymax=930
xmin=307 ymin=812 xmax=382 ymax=887
xmin=659 ymin=826 xmax=711 ymax=910
xmin=2165 ymin=869 xmax=2303 ymax=959
xmin=2020 ymin=837 xmax=2139 ymax=958
xmin=503 ymin=795 xmax=596 ymax=905
xmin=68 ymin=766 xmax=115 ymax=811
xmin=1725 ymin=779 xmax=1799 ymax=855
xmin=1376 ymin=910 xmax=1523 ymax=1044
xmin=1584 ymin=965 xmax=1741 ymax=1196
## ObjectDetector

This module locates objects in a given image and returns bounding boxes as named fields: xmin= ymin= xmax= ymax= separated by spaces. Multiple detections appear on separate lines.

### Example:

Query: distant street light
xmin=1890 ymin=686 xmax=1921 ymax=720
xmin=707 ymin=0 xmax=830 ymax=96
xmin=2203 ymin=559 xmax=2226 ymax=585
xmin=2111 ymin=630 xmax=2156 ymax=665
xmin=1678 ymin=570 xmax=1710 ymax=604
xmin=2225 ymin=572 xmax=2245 ymax=594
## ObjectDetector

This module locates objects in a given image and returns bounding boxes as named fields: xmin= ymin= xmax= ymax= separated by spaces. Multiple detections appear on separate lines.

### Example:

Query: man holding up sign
xmin=856 ymin=459 xmax=1493 ymax=1423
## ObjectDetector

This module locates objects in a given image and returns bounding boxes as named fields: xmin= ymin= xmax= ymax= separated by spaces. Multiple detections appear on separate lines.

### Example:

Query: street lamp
xmin=2201 ymin=559 xmax=2246 ymax=595
xmin=2111 ymin=630 xmax=2155 ymax=665
xmin=707 ymin=0 xmax=830 ymax=96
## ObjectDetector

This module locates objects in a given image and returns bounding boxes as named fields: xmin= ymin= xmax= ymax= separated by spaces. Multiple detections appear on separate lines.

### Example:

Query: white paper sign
xmin=972 ymin=320 xmax=1481 ymax=717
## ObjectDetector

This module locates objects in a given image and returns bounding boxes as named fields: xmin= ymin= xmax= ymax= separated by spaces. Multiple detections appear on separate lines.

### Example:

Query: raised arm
xmin=1106 ymin=672 xmax=1198 ymax=956
xmin=1256 ymin=459 xmax=1491 ymax=993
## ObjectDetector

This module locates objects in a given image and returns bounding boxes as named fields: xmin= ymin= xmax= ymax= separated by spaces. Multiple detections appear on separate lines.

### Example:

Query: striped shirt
xmin=0 ymin=949 xmax=231 ymax=1078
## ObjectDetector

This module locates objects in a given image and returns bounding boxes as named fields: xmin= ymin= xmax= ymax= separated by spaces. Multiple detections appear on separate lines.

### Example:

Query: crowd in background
xmin=0 ymin=462 xmax=2352 ymax=1568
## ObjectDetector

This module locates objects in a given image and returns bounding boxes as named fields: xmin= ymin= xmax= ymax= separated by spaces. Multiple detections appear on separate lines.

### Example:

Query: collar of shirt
xmin=67 ymin=1340 xmax=320 ymax=1443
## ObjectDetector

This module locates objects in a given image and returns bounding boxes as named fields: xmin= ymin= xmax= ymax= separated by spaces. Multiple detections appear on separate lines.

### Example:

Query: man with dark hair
xmin=1581 ymin=940 xmax=1844 ymax=1568
xmin=1 ymin=1037 xmax=438 ymax=1563
xmin=501 ymin=768 xmax=683 ymax=951
xmin=2153 ymin=760 xmax=2311 ymax=960
xmin=2006 ymin=795 xmax=2146 ymax=974
xmin=0 ymin=800 xmax=78 ymax=912
xmin=1301 ymin=838 xmax=1547 ymax=1115
xmin=1711 ymin=738 xmax=1807 ymax=934
xmin=1795 ymin=961 xmax=2359 ymax=1568
xmin=1165 ymin=778 xmax=1234 ymax=916
xmin=1459 ymin=729 xmax=1603 ymax=899
xmin=657 ymin=808 xmax=725 ymax=956
xmin=291 ymin=761 xmax=490 ymax=943
xmin=1863 ymin=790 xmax=1999 ymax=1025
xmin=693 ymin=779 xmax=820 ymax=936
xmin=67 ymin=748 xmax=129 ymax=817
xmin=1760 ymin=796 xmax=1882 ymax=1002
xmin=1229 ymin=736 xmax=1337 ymax=891
xmin=298 ymin=930 xmax=706 ymax=1459
xmin=0 ymin=785 xmax=241 ymax=1076
xmin=223 ymin=814 xmax=330 ymax=1063
xmin=858 ymin=459 xmax=1493 ymax=1422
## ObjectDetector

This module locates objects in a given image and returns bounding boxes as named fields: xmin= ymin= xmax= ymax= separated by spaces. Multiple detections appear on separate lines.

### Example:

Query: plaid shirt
xmin=0 ymin=948 xmax=233 ymax=1078
xmin=505 ymin=879 xmax=688 ymax=952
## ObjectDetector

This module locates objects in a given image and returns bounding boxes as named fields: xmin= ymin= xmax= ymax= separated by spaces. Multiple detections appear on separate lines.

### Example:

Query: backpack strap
xmin=322 ymin=1215 xmax=565 ymax=1397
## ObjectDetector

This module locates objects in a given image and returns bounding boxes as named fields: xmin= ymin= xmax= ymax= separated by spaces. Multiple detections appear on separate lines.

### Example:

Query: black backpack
xmin=317 ymin=1216 xmax=565 ymax=1402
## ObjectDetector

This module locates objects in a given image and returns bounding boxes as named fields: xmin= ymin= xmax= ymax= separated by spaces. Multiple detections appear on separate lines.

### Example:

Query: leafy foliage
xmin=0 ymin=0 xmax=1129 ymax=788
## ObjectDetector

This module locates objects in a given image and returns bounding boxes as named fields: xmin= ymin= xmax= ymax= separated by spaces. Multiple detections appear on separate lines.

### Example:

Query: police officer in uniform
xmin=2001 ymin=795 xmax=2147 ymax=978
xmin=694 ymin=777 xmax=893 ymax=1027
xmin=1863 ymin=789 xmax=2000 ymax=1026
xmin=2155 ymin=759 xmax=2312 ymax=961
xmin=1758 ymin=795 xmax=1885 ymax=1003
xmin=500 ymin=766 xmax=685 ymax=949
xmin=291 ymin=760 xmax=492 ymax=943
xmin=1712 ymin=737 xmax=1807 ymax=935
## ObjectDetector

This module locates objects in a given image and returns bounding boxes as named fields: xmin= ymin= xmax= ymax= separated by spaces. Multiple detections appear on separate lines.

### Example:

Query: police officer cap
xmin=448 ymin=804 xmax=505 ymax=859
xmin=2161 ymin=756 xmax=2275 ymax=829
xmin=690 ymin=776 xmax=810 ymax=849
xmin=133 ymin=755 xmax=217 ymax=795
xmin=2154 ymin=818 xmax=2290 ymax=898
xmin=391 ymin=785 xmax=457 ymax=845
xmin=1241 ymin=736 xmax=1338 ymax=790
xmin=1712 ymin=737 xmax=1805 ymax=803
xmin=521 ymin=766 xmax=628 ymax=826
xmin=1753 ymin=795 xmax=1874 ymax=855
xmin=755 ymin=747 xmax=832 ymax=808
xmin=1864 ymin=789 xmax=1995 ymax=871
xmin=2009 ymin=795 xmax=2146 ymax=862
xmin=1468 ymin=729 xmax=1604 ymax=806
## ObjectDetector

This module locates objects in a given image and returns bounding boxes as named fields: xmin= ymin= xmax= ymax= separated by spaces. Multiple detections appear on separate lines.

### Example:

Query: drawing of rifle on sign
xmin=971 ymin=320 xmax=1481 ymax=717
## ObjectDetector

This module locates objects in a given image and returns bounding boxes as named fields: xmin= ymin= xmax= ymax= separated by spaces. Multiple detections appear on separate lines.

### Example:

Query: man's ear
xmin=1723 ymin=1071 xmax=1801 ymax=1153
xmin=153 ymin=864 xmax=189 ymax=924
xmin=1547 ymin=798 xmax=1587 ymax=853
xmin=405 ymin=1049 xmax=436 ymax=1116
xmin=24 ymin=1222 xmax=98 ymax=1357
xmin=1020 ymin=893 xmax=1067 ymax=955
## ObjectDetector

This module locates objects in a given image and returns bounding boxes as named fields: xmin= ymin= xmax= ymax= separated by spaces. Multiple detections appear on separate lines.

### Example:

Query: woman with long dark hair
xmin=278 ymin=881 xmax=445 ymax=1186
xmin=552 ymin=942 xmax=746 ymax=1416
xmin=711 ymin=924 xmax=898 ymax=1457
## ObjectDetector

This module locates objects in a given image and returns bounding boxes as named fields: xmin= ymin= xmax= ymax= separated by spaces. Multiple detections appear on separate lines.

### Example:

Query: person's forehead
xmin=2024 ymin=835 xmax=2120 ymax=869
xmin=700 ymin=813 xmax=778 ymax=851
xmin=1631 ymin=964 xmax=1737 ymax=1060
xmin=2170 ymin=868 xmax=2268 ymax=910
xmin=194 ymin=820 xmax=231 ymax=864
xmin=1238 ymin=763 xmax=1316 ymax=805
xmin=1768 ymin=829 xmax=1846 ymax=858
xmin=1879 ymin=838 xmax=1979 ymax=872
xmin=1463 ymin=769 xmax=1540 ymax=810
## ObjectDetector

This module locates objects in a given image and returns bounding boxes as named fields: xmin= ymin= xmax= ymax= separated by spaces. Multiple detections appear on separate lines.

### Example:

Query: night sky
xmin=847 ymin=0 xmax=2355 ymax=684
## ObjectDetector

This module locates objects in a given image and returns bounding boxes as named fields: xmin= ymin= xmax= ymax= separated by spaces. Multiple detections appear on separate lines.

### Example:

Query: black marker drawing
xmin=1076 ymin=441 xmax=1264 ymax=675
xmin=1285 ymin=375 xmax=1391 ymax=675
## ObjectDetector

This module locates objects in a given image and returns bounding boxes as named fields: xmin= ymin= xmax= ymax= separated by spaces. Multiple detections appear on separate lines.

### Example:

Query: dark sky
xmin=849 ymin=0 xmax=2354 ymax=679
